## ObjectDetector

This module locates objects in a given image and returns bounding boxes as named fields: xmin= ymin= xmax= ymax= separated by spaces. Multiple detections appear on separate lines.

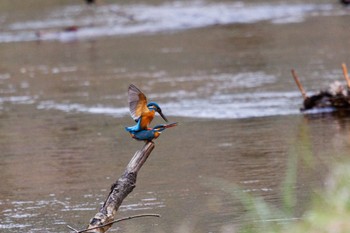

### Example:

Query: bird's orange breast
xmin=153 ymin=132 xmax=160 ymax=139
xmin=140 ymin=110 xmax=155 ymax=129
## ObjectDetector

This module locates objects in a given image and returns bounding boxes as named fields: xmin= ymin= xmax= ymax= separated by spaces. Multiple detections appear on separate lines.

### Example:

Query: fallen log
xmin=291 ymin=68 xmax=350 ymax=111
xmin=68 ymin=142 xmax=157 ymax=233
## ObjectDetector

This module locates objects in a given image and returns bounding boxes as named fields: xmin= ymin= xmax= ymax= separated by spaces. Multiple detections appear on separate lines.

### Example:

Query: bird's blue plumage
xmin=131 ymin=129 xmax=158 ymax=141
xmin=125 ymin=118 xmax=142 ymax=133
xmin=147 ymin=102 xmax=160 ymax=110
xmin=129 ymin=123 xmax=177 ymax=141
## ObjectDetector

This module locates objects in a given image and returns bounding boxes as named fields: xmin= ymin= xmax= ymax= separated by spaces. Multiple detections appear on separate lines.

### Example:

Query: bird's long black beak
xmin=164 ymin=122 xmax=177 ymax=128
xmin=158 ymin=110 xmax=168 ymax=122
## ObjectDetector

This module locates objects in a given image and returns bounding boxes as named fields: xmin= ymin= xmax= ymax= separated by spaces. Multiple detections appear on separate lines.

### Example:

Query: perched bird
xmin=129 ymin=123 xmax=178 ymax=142
xmin=125 ymin=84 xmax=168 ymax=133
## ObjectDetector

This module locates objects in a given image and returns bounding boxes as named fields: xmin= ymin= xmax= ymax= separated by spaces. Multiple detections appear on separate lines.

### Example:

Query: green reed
xmin=206 ymin=119 xmax=350 ymax=232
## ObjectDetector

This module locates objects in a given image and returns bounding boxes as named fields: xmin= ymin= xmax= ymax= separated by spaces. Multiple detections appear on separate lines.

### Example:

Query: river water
xmin=1 ymin=0 xmax=350 ymax=232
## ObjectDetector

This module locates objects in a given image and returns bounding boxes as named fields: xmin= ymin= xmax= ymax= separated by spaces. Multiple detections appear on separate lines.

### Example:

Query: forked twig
xmin=67 ymin=214 xmax=161 ymax=233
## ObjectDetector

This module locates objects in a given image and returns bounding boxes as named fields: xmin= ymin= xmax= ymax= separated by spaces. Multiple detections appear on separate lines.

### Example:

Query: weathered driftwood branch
xmin=291 ymin=69 xmax=308 ymax=100
xmin=292 ymin=65 xmax=350 ymax=111
xmin=82 ymin=141 xmax=155 ymax=233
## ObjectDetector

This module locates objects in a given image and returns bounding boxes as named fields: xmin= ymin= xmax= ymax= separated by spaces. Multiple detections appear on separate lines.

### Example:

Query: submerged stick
xmin=341 ymin=63 xmax=350 ymax=89
xmin=81 ymin=142 xmax=155 ymax=233
xmin=291 ymin=69 xmax=308 ymax=100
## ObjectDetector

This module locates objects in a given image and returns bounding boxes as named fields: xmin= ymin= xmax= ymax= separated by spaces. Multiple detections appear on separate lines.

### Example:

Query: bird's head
xmin=147 ymin=102 xmax=168 ymax=122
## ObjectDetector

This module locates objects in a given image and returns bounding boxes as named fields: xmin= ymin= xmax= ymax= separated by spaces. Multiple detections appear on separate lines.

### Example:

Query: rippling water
xmin=0 ymin=1 xmax=336 ymax=43
xmin=0 ymin=0 xmax=349 ymax=119
xmin=1 ymin=0 xmax=350 ymax=232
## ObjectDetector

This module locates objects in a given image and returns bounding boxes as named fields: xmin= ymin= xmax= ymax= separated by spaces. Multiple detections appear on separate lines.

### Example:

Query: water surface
xmin=1 ymin=0 xmax=350 ymax=232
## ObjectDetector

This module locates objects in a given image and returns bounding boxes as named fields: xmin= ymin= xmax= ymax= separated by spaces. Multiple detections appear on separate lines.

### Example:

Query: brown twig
xmin=67 ymin=214 xmax=161 ymax=233
xmin=291 ymin=69 xmax=308 ymax=100
xmin=67 ymin=225 xmax=79 ymax=232
xmin=341 ymin=63 xmax=350 ymax=89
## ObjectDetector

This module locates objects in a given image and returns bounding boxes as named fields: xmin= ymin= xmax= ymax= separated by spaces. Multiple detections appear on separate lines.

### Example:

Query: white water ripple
xmin=0 ymin=1 xmax=334 ymax=43
xmin=36 ymin=91 xmax=302 ymax=119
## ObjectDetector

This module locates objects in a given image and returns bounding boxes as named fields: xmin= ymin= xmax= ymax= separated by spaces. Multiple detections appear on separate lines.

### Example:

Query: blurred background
xmin=0 ymin=0 xmax=350 ymax=232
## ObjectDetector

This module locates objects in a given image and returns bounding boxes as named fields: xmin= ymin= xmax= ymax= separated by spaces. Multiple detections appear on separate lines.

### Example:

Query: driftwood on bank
xmin=291 ymin=65 xmax=350 ymax=112
xmin=68 ymin=142 xmax=156 ymax=233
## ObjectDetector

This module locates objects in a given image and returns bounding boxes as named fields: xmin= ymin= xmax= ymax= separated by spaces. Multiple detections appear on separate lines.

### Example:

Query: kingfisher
xmin=130 ymin=123 xmax=177 ymax=142
xmin=125 ymin=84 xmax=168 ymax=133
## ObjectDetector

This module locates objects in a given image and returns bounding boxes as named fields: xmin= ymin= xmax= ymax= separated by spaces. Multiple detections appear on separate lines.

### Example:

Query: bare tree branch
xmin=69 ymin=142 xmax=156 ymax=233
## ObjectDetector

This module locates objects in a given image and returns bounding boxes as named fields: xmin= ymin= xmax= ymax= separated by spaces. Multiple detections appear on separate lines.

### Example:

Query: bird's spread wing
xmin=128 ymin=84 xmax=149 ymax=120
